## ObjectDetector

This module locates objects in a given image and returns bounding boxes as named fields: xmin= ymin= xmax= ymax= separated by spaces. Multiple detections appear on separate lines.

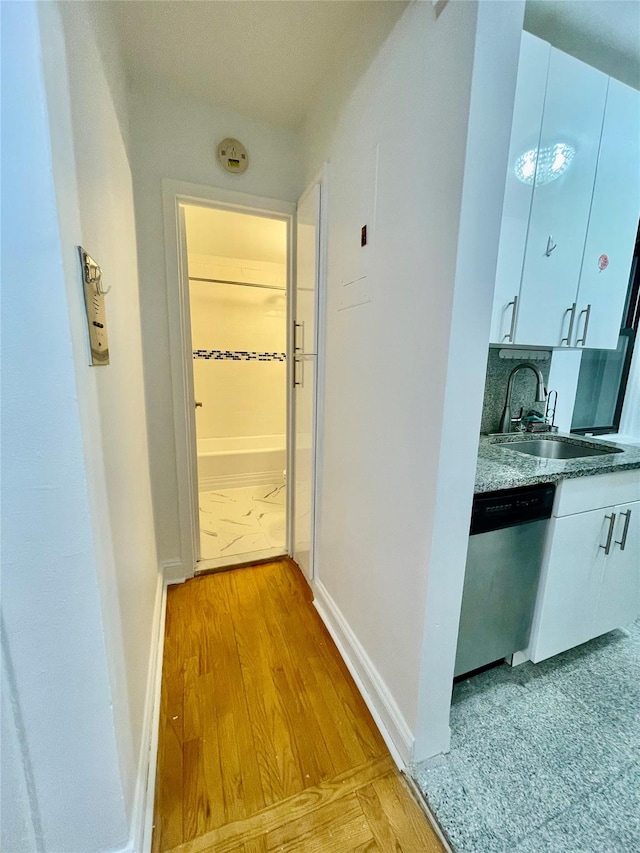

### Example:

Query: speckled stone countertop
xmin=475 ymin=432 xmax=640 ymax=494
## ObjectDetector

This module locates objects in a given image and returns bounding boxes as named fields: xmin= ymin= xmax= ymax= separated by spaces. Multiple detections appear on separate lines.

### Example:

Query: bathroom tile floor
xmin=414 ymin=620 xmax=640 ymax=853
xmin=198 ymin=482 xmax=287 ymax=564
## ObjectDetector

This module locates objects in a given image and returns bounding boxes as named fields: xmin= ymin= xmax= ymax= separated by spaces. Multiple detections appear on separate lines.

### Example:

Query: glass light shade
xmin=514 ymin=142 xmax=575 ymax=186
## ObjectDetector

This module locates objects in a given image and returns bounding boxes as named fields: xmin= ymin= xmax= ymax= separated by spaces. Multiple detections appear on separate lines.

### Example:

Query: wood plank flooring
xmin=152 ymin=559 xmax=444 ymax=853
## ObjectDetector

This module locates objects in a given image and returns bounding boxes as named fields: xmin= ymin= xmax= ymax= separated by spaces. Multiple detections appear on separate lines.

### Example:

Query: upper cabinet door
xmin=515 ymin=49 xmax=608 ymax=347
xmin=490 ymin=33 xmax=550 ymax=345
xmin=573 ymin=80 xmax=640 ymax=350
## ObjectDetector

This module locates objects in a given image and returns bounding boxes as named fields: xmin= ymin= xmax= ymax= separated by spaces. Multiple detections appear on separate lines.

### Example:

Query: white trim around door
xmin=161 ymin=179 xmax=295 ymax=577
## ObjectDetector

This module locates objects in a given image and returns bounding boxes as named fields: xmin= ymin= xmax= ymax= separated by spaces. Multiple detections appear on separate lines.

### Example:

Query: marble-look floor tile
xmin=199 ymin=483 xmax=286 ymax=563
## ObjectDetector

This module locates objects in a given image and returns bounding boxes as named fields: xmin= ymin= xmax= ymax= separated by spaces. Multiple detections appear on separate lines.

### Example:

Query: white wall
xmin=1 ymin=3 xmax=130 ymax=849
xmin=42 ymin=2 xmax=161 ymax=841
xmin=414 ymin=1 xmax=525 ymax=761
xmin=301 ymin=0 xmax=521 ymax=763
xmin=128 ymin=83 xmax=303 ymax=568
xmin=619 ymin=341 xmax=640 ymax=439
xmin=0 ymin=2 xmax=159 ymax=849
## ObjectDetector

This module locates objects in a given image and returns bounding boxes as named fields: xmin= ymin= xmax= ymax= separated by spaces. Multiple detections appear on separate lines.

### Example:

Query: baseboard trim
xmin=119 ymin=572 xmax=166 ymax=853
xmin=138 ymin=577 xmax=168 ymax=853
xmin=312 ymin=579 xmax=414 ymax=769
xmin=199 ymin=470 xmax=283 ymax=492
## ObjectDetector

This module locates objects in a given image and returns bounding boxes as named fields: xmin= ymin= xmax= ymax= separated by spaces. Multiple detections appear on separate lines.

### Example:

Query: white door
xmin=529 ymin=508 xmax=607 ymax=662
xmin=574 ymin=79 xmax=640 ymax=350
xmin=490 ymin=32 xmax=550 ymax=344
xmin=516 ymin=48 xmax=608 ymax=347
xmin=593 ymin=501 xmax=640 ymax=637
xmin=178 ymin=203 xmax=202 ymax=566
xmin=293 ymin=181 xmax=321 ymax=579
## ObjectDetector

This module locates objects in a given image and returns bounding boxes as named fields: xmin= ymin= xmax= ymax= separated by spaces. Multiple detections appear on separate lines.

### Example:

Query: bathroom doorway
xmin=183 ymin=205 xmax=289 ymax=570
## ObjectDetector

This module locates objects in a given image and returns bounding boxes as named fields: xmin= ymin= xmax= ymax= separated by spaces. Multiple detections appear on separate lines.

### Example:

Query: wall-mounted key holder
xmin=79 ymin=246 xmax=110 ymax=365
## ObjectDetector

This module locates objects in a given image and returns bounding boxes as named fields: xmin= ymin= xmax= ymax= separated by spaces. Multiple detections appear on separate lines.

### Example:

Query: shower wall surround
xmin=480 ymin=346 xmax=552 ymax=434
xmin=190 ymin=273 xmax=287 ymax=440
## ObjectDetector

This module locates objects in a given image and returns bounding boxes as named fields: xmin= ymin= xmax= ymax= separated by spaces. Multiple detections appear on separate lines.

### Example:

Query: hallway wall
xmin=128 ymin=84 xmax=303 ymax=569
xmin=0 ymin=2 xmax=161 ymax=850
xmin=300 ymin=0 xmax=523 ymax=763
xmin=1 ymin=3 xmax=132 ymax=850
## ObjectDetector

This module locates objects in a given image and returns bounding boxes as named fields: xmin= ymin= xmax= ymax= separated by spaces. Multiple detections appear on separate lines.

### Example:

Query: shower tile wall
xmin=481 ymin=347 xmax=552 ymax=434
xmin=190 ymin=276 xmax=287 ymax=440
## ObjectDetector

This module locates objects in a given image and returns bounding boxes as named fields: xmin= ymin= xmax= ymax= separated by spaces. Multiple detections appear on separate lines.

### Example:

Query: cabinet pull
xmin=575 ymin=304 xmax=591 ymax=347
xmin=614 ymin=510 xmax=631 ymax=551
xmin=503 ymin=295 xmax=518 ymax=342
xmin=600 ymin=512 xmax=616 ymax=555
xmin=293 ymin=356 xmax=304 ymax=388
xmin=293 ymin=321 xmax=305 ymax=353
xmin=560 ymin=303 xmax=577 ymax=346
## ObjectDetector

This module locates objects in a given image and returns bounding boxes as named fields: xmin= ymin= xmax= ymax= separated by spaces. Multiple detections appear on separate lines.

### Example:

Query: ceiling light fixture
xmin=514 ymin=142 xmax=575 ymax=186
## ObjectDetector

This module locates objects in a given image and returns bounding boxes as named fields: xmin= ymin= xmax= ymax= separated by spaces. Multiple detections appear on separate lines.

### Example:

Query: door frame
xmin=162 ymin=179 xmax=295 ymax=576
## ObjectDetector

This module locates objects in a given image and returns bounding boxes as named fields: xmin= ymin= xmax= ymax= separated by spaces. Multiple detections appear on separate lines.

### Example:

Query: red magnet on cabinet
xmin=598 ymin=253 xmax=609 ymax=271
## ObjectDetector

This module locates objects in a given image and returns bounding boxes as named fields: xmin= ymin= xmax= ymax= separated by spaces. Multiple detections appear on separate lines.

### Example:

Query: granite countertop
xmin=475 ymin=431 xmax=640 ymax=494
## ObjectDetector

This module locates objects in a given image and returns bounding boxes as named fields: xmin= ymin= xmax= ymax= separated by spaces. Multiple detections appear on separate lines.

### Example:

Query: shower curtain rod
xmin=189 ymin=276 xmax=286 ymax=292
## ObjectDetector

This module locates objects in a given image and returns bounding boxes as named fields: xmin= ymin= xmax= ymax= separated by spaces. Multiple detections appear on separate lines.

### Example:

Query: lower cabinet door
xmin=593 ymin=501 xmax=640 ymax=637
xmin=529 ymin=509 xmax=608 ymax=662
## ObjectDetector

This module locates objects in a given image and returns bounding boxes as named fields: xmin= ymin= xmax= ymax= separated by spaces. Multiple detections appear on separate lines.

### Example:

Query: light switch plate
xmin=79 ymin=247 xmax=109 ymax=365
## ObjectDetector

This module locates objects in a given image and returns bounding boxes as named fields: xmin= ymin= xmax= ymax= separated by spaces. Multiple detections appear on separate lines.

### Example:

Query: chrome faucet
xmin=498 ymin=362 xmax=547 ymax=433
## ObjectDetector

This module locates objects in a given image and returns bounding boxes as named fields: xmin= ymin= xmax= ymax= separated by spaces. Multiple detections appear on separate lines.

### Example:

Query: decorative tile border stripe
xmin=193 ymin=349 xmax=287 ymax=362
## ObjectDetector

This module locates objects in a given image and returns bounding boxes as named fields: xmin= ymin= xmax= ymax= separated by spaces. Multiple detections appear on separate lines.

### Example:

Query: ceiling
xmin=525 ymin=0 xmax=640 ymax=89
xmin=110 ymin=1 xmax=408 ymax=131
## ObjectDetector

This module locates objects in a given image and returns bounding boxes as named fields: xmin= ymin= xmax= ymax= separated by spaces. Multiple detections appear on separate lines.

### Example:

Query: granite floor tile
xmin=415 ymin=620 xmax=640 ymax=853
xmin=414 ymin=755 xmax=506 ymax=853
xmin=513 ymin=760 xmax=640 ymax=853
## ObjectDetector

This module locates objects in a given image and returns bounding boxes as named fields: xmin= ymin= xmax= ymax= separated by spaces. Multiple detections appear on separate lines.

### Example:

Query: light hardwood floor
xmin=152 ymin=559 xmax=445 ymax=853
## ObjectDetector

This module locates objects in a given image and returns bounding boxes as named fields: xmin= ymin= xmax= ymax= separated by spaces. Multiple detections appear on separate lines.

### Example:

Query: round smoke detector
xmin=217 ymin=138 xmax=248 ymax=174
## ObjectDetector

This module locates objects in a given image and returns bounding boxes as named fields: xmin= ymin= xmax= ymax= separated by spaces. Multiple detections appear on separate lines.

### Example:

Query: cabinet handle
xmin=294 ymin=321 xmax=305 ymax=353
xmin=293 ymin=356 xmax=304 ymax=388
xmin=575 ymin=304 xmax=591 ymax=347
xmin=600 ymin=512 xmax=616 ymax=555
xmin=615 ymin=509 xmax=631 ymax=551
xmin=560 ymin=303 xmax=577 ymax=346
xmin=503 ymin=295 xmax=518 ymax=342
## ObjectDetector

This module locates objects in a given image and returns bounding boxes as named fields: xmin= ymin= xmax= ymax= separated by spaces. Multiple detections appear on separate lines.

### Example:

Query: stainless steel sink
xmin=499 ymin=438 xmax=622 ymax=460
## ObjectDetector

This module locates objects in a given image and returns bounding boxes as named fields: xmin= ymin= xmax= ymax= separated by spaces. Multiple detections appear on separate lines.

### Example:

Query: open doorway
xmin=183 ymin=204 xmax=288 ymax=571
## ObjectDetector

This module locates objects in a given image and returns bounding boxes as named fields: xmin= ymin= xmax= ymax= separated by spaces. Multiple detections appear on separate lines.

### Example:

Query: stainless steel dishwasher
xmin=454 ymin=483 xmax=555 ymax=678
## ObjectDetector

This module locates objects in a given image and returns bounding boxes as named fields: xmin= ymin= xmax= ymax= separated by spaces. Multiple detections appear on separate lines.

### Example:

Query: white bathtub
xmin=197 ymin=434 xmax=286 ymax=491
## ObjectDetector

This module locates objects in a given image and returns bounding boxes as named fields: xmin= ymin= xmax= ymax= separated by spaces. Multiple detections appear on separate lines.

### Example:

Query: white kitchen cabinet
xmin=529 ymin=472 xmax=640 ymax=663
xmin=490 ymin=35 xmax=640 ymax=349
xmin=592 ymin=501 xmax=640 ymax=638
xmin=490 ymin=32 xmax=550 ymax=344
xmin=529 ymin=508 xmax=607 ymax=662
xmin=515 ymin=49 xmax=608 ymax=348
xmin=572 ymin=79 xmax=640 ymax=350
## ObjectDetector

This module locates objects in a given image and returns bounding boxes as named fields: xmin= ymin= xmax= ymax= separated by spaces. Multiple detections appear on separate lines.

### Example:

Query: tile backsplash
xmin=481 ymin=347 xmax=552 ymax=434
